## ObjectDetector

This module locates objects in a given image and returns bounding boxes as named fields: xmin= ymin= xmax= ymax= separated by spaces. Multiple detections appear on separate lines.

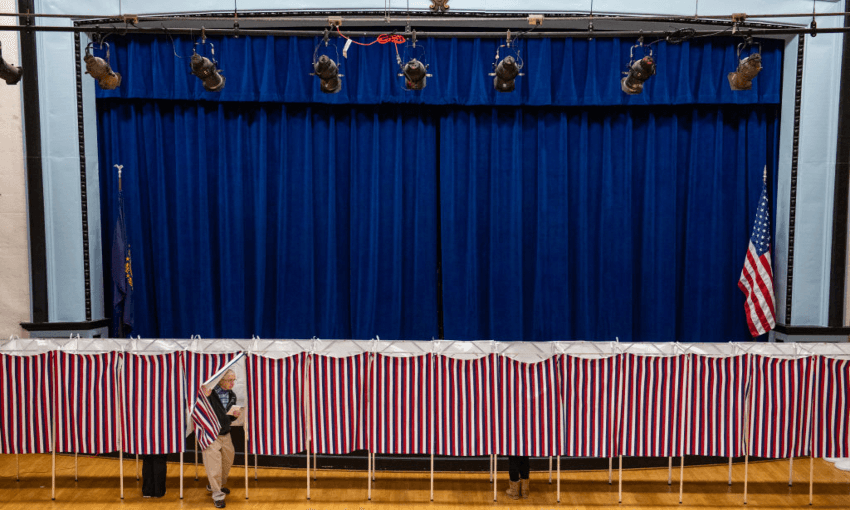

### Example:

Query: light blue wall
xmin=31 ymin=0 xmax=846 ymax=330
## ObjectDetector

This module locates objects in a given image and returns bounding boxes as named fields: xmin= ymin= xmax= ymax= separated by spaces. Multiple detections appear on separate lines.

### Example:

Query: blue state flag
xmin=112 ymin=191 xmax=134 ymax=337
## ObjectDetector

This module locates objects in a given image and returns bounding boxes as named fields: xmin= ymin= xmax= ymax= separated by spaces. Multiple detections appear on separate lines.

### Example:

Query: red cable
xmin=335 ymin=26 xmax=406 ymax=46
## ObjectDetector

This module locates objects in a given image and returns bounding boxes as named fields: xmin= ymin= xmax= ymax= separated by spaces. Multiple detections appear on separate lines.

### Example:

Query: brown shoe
xmin=521 ymin=478 xmax=530 ymax=499
xmin=505 ymin=480 xmax=520 ymax=500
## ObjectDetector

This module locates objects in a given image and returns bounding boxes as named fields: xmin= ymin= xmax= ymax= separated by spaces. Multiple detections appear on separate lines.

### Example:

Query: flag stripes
xmin=434 ymin=354 xmax=497 ymax=456
xmin=184 ymin=351 xmax=240 ymax=409
xmin=748 ymin=355 xmax=814 ymax=458
xmin=54 ymin=351 xmax=120 ymax=454
xmin=310 ymin=353 xmax=369 ymax=454
xmin=562 ymin=355 xmax=620 ymax=457
xmin=192 ymin=389 xmax=222 ymax=451
xmin=619 ymin=354 xmax=687 ymax=457
xmin=811 ymin=356 xmax=850 ymax=458
xmin=0 ymin=353 xmax=51 ymax=454
xmin=497 ymin=356 xmax=562 ymax=456
xmin=120 ymin=352 xmax=186 ymax=455
xmin=370 ymin=354 xmax=432 ymax=454
xmin=246 ymin=353 xmax=307 ymax=455
xmin=686 ymin=355 xmax=750 ymax=457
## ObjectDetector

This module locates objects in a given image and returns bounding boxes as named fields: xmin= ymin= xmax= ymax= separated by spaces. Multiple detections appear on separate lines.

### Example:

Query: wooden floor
xmin=1 ymin=454 xmax=848 ymax=509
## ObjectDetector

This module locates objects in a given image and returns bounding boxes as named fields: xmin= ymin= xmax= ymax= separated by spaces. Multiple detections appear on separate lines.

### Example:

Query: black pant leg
xmin=519 ymin=456 xmax=530 ymax=479
xmin=142 ymin=454 xmax=168 ymax=497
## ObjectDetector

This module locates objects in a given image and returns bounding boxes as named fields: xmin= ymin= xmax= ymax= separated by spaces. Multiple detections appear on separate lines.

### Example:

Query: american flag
xmin=192 ymin=388 xmax=221 ymax=451
xmin=738 ymin=179 xmax=776 ymax=337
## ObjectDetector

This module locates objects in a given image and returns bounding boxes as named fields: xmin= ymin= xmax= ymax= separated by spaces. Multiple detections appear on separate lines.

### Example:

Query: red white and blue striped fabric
xmin=434 ymin=354 xmax=497 ymax=456
xmin=121 ymin=352 xmax=186 ymax=455
xmin=54 ymin=351 xmax=120 ymax=454
xmin=192 ymin=389 xmax=221 ymax=451
xmin=497 ymin=356 xmax=562 ymax=456
xmin=686 ymin=355 xmax=750 ymax=457
xmin=0 ymin=353 xmax=52 ymax=454
xmin=310 ymin=353 xmax=369 ymax=454
xmin=184 ymin=351 xmax=240 ymax=408
xmin=247 ymin=353 xmax=307 ymax=455
xmin=811 ymin=356 xmax=849 ymax=458
xmin=619 ymin=354 xmax=688 ymax=457
xmin=370 ymin=354 xmax=432 ymax=454
xmin=562 ymin=355 xmax=620 ymax=458
xmin=748 ymin=355 xmax=814 ymax=458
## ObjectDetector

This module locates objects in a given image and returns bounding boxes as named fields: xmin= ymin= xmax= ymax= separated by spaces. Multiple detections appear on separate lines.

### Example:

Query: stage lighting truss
xmin=0 ymin=41 xmax=22 ymax=85
xmin=621 ymin=38 xmax=656 ymax=95
xmin=84 ymin=40 xmax=121 ymax=90
xmin=191 ymin=32 xmax=225 ymax=92
xmin=312 ymin=29 xmax=343 ymax=94
xmin=728 ymin=37 xmax=762 ymax=91
xmin=396 ymin=30 xmax=431 ymax=91
xmin=489 ymin=30 xmax=524 ymax=93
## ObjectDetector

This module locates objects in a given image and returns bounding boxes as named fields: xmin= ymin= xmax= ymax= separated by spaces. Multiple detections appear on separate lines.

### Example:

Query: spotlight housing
xmin=314 ymin=54 xmax=342 ymax=94
xmin=621 ymin=55 xmax=656 ymax=95
xmin=0 ymin=42 xmax=22 ymax=85
xmin=728 ymin=40 xmax=762 ymax=91
xmin=402 ymin=58 xmax=427 ymax=90
xmin=84 ymin=43 xmax=121 ymax=90
xmin=493 ymin=56 xmax=520 ymax=93
xmin=190 ymin=52 xmax=225 ymax=92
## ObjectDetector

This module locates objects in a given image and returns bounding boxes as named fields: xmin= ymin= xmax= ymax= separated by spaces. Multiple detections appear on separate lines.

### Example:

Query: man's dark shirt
xmin=207 ymin=386 xmax=237 ymax=436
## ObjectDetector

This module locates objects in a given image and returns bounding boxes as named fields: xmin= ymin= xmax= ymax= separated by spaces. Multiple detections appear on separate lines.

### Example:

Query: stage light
xmin=314 ymin=54 xmax=342 ymax=94
xmin=84 ymin=42 xmax=121 ymax=90
xmin=190 ymin=52 xmax=225 ymax=92
xmin=401 ymin=58 xmax=427 ymax=90
xmin=728 ymin=39 xmax=762 ymax=91
xmin=0 ymin=42 xmax=21 ymax=85
xmin=493 ymin=56 xmax=520 ymax=93
xmin=621 ymin=55 xmax=656 ymax=95
xmin=490 ymin=31 xmax=523 ymax=93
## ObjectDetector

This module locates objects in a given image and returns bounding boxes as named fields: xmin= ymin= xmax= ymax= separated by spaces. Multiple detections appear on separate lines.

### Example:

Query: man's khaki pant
xmin=203 ymin=433 xmax=235 ymax=501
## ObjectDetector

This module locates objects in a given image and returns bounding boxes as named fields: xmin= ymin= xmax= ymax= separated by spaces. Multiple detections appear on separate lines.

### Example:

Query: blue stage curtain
xmin=439 ymin=105 xmax=779 ymax=342
xmin=98 ymin=101 xmax=438 ymax=339
xmin=95 ymin=36 xmax=782 ymax=106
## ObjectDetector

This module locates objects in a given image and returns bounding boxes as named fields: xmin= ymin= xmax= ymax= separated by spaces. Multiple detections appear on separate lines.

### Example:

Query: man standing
xmin=201 ymin=369 xmax=241 ymax=508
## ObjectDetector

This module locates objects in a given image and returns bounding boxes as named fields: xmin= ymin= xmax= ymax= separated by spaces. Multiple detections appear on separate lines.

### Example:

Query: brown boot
xmin=505 ymin=480 xmax=520 ymax=500
xmin=521 ymin=478 xmax=530 ymax=499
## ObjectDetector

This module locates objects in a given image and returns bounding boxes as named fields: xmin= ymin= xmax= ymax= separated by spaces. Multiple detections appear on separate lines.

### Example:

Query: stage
xmin=1 ymin=454 xmax=848 ymax=509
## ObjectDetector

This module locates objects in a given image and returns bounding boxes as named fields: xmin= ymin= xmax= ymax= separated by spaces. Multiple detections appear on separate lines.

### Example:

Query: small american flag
xmin=738 ymin=178 xmax=776 ymax=337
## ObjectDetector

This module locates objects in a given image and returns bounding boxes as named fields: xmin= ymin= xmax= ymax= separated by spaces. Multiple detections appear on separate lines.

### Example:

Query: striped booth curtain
xmin=496 ymin=357 xmax=562 ymax=456
xmin=618 ymin=354 xmax=688 ymax=457
xmin=811 ymin=356 xmax=849 ymax=458
xmin=54 ymin=351 xmax=121 ymax=454
xmin=686 ymin=354 xmax=751 ymax=457
xmin=0 ymin=353 xmax=52 ymax=454
xmin=310 ymin=353 xmax=369 ymax=454
xmin=370 ymin=354 xmax=432 ymax=454
xmin=120 ymin=352 xmax=187 ymax=455
xmin=748 ymin=355 xmax=814 ymax=458
xmin=561 ymin=355 xmax=620 ymax=458
xmin=184 ymin=351 xmax=241 ymax=408
xmin=246 ymin=353 xmax=307 ymax=455
xmin=434 ymin=354 xmax=498 ymax=456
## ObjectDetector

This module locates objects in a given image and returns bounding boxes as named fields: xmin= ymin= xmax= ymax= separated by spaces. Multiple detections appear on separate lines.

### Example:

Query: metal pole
xmin=15 ymin=454 xmax=19 ymax=481
xmin=490 ymin=454 xmax=493 ymax=483
xmin=306 ymin=440 xmax=310 ymax=500
xmin=789 ymin=457 xmax=794 ymax=486
xmin=135 ymin=454 xmax=139 ymax=480
xmin=809 ymin=456 xmax=813 ymax=505
xmin=743 ymin=454 xmax=749 ymax=505
xmin=179 ymin=452 xmax=183 ymax=499
xmin=367 ymin=451 xmax=371 ymax=501
xmin=313 ymin=450 xmax=317 ymax=480
xmin=194 ymin=435 xmax=199 ymax=480
xmin=245 ymin=426 xmax=249 ymax=500
xmin=609 ymin=457 xmax=612 ymax=485
xmin=119 ymin=448 xmax=124 ymax=499
xmin=556 ymin=455 xmax=561 ymax=503
xmin=75 ymin=452 xmax=78 ymax=481
xmin=618 ymin=455 xmax=622 ymax=504
xmin=668 ymin=457 xmax=672 ymax=485
xmin=549 ymin=456 xmax=552 ymax=484
xmin=729 ymin=456 xmax=733 ymax=485
xmin=372 ymin=453 xmax=375 ymax=481
xmin=254 ymin=453 xmax=258 ymax=480
xmin=430 ymin=453 xmax=434 ymax=501
xmin=679 ymin=456 xmax=684 ymax=504
xmin=493 ymin=455 xmax=497 ymax=502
